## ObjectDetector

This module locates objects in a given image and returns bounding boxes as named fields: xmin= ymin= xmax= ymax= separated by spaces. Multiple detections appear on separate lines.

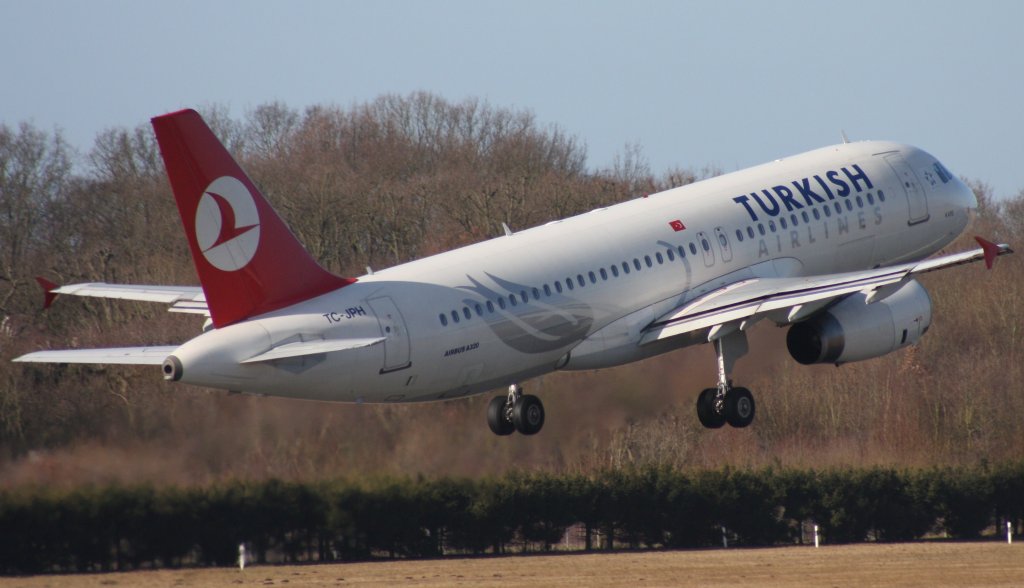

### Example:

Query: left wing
xmin=643 ymin=238 xmax=1011 ymax=344
xmin=37 ymin=278 xmax=208 ymax=315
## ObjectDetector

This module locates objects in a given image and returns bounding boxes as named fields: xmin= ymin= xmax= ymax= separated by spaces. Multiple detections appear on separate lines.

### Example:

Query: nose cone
xmin=953 ymin=177 xmax=978 ymax=232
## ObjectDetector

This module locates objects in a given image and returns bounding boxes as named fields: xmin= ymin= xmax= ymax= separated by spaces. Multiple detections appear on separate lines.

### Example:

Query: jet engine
xmin=786 ymin=279 xmax=932 ymax=365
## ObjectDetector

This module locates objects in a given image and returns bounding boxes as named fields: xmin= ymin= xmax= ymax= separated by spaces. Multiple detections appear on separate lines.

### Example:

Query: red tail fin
xmin=152 ymin=109 xmax=354 ymax=328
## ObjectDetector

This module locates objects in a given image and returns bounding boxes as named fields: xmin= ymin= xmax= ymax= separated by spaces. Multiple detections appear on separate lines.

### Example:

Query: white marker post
xmin=721 ymin=526 xmax=728 ymax=548
xmin=238 ymin=543 xmax=246 ymax=570
xmin=1008 ymin=521 xmax=1013 ymax=545
xmin=814 ymin=525 xmax=820 ymax=548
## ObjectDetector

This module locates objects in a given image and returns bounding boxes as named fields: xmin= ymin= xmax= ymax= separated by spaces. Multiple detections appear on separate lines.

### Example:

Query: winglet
xmin=35 ymin=277 xmax=59 ymax=309
xmin=974 ymin=236 xmax=1001 ymax=270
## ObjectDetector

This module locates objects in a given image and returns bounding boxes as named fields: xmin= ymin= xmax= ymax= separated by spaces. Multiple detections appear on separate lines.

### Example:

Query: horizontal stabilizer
xmin=50 ymin=282 xmax=205 ymax=304
xmin=13 ymin=346 xmax=178 ymax=365
xmin=241 ymin=337 xmax=385 ymax=364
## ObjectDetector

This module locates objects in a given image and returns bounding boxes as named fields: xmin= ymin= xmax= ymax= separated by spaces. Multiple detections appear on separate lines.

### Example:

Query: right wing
xmin=38 ymin=279 xmax=208 ymax=315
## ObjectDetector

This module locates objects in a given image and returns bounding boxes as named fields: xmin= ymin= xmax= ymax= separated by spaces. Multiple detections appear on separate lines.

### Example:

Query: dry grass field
xmin=2 ymin=542 xmax=1022 ymax=588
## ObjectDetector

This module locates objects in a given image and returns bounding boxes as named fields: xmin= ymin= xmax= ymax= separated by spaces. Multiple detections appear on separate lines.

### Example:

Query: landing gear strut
xmin=487 ymin=384 xmax=545 ymax=436
xmin=696 ymin=330 xmax=756 ymax=429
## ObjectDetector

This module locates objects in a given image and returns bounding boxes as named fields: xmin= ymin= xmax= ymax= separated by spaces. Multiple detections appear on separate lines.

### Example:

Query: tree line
xmin=1 ymin=464 xmax=1022 ymax=574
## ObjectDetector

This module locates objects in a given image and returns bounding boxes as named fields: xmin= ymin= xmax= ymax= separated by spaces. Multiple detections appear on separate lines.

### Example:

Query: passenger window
xmin=611 ymin=265 xmax=619 ymax=277
xmin=747 ymin=227 xmax=755 ymax=238
xmin=600 ymin=268 xmax=608 ymax=280
xmin=486 ymin=300 xmax=495 ymax=313
xmin=758 ymin=224 xmax=765 ymax=236
xmin=498 ymin=297 xmax=507 ymax=309
xmin=791 ymin=214 xmax=798 ymax=226
xmin=543 ymin=284 xmax=551 ymax=296
xmin=813 ymin=208 xmax=820 ymax=220
xmin=856 ymin=195 xmax=863 ymax=208
xmin=701 ymin=239 xmax=710 ymax=251
xmin=510 ymin=295 xmax=518 ymax=307
xmin=589 ymin=271 xmax=597 ymax=283
xmin=780 ymin=218 xmax=787 ymax=229
xmin=656 ymin=252 xmax=664 ymax=264
xmin=867 ymin=193 xmax=874 ymax=205
xmin=735 ymin=229 xmax=743 ymax=241
xmin=566 ymin=278 xmax=574 ymax=290
xmin=451 ymin=310 xmax=460 ymax=324
xmin=689 ymin=243 xmax=697 ymax=255
xmin=633 ymin=258 xmax=641 ymax=271
xmin=577 ymin=275 xmax=585 ymax=287
xmin=834 ymin=202 xmax=842 ymax=214
xmin=463 ymin=307 xmax=471 ymax=320
xmin=555 ymin=281 xmax=563 ymax=293
xmin=768 ymin=221 xmax=776 ymax=233
xmin=878 ymin=190 xmax=885 ymax=202
xmin=439 ymin=313 xmax=448 ymax=326
xmin=802 ymin=211 xmax=809 ymax=223
xmin=532 ymin=287 xmax=540 ymax=300
xmin=845 ymin=200 xmax=853 ymax=211
xmin=666 ymin=248 xmax=675 ymax=261
xmin=520 ymin=290 xmax=528 ymax=303
xmin=622 ymin=262 xmax=630 ymax=274
xmin=677 ymin=245 xmax=686 ymax=258
xmin=644 ymin=255 xmax=653 ymax=268
xmin=475 ymin=303 xmax=483 ymax=316
xmin=824 ymin=206 xmax=832 ymax=218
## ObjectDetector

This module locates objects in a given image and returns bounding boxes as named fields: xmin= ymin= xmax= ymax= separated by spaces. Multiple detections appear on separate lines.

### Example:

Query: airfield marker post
xmin=239 ymin=543 xmax=246 ymax=570
xmin=814 ymin=525 xmax=820 ymax=548
xmin=1008 ymin=521 xmax=1013 ymax=545
xmin=721 ymin=526 xmax=728 ymax=548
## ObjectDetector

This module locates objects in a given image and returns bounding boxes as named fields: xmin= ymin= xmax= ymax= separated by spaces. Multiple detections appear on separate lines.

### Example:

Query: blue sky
xmin=4 ymin=0 xmax=1022 ymax=196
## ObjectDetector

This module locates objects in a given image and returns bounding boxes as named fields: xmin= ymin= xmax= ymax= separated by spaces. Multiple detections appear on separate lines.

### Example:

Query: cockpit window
xmin=934 ymin=162 xmax=953 ymax=183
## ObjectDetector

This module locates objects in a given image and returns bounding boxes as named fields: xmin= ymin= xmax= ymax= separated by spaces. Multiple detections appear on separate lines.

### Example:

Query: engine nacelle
xmin=787 ymin=279 xmax=932 ymax=365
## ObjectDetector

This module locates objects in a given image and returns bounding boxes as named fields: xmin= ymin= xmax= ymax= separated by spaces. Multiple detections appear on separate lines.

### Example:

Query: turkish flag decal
xmin=669 ymin=220 xmax=686 ymax=232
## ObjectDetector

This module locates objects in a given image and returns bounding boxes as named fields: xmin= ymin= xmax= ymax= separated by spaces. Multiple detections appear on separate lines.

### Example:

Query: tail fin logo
xmin=195 ymin=176 xmax=261 ymax=272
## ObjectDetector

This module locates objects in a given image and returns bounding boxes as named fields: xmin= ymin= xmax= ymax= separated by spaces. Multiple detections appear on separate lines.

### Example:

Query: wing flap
xmin=13 ymin=346 xmax=177 ymax=365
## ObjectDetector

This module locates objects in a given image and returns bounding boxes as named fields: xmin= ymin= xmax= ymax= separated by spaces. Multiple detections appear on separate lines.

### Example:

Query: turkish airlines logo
xmin=195 ymin=176 xmax=261 ymax=271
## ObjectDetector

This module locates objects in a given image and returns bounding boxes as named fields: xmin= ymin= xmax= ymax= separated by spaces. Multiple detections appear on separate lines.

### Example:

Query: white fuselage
xmin=169 ymin=141 xmax=975 ymax=402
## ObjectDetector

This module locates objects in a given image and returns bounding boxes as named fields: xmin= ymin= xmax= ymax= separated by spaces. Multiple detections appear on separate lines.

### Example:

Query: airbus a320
xmin=15 ymin=109 xmax=1011 ymax=436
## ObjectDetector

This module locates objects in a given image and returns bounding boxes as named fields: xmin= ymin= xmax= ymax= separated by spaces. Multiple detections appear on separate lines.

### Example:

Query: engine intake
xmin=787 ymin=279 xmax=932 ymax=365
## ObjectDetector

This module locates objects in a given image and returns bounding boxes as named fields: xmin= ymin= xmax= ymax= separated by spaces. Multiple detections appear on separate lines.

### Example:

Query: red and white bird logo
xmin=195 ymin=176 xmax=261 ymax=271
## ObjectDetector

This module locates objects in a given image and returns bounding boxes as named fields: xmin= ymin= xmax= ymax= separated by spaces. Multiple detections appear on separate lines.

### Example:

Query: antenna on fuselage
xmin=840 ymin=130 xmax=850 ymax=144
xmin=501 ymin=222 xmax=513 ymax=237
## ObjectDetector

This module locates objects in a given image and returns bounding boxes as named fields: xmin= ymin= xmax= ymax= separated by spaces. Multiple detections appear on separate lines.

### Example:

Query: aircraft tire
xmin=487 ymin=395 xmax=515 ymax=436
xmin=697 ymin=388 xmax=726 ymax=429
xmin=724 ymin=387 xmax=755 ymax=428
xmin=512 ymin=394 xmax=545 ymax=435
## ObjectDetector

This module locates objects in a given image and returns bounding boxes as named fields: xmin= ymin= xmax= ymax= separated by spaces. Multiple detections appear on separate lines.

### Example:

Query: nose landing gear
xmin=487 ymin=384 xmax=544 ymax=436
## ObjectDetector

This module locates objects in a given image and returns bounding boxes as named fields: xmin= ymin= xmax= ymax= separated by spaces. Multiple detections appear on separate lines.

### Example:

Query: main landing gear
xmin=696 ymin=330 xmax=756 ymax=429
xmin=487 ymin=384 xmax=545 ymax=436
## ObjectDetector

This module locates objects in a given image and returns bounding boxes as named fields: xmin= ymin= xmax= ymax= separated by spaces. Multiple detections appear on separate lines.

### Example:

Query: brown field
xmin=3 ymin=542 xmax=1023 ymax=588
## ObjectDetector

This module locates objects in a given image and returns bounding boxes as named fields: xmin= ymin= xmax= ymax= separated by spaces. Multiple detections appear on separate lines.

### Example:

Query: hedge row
xmin=3 ymin=464 xmax=1024 ymax=574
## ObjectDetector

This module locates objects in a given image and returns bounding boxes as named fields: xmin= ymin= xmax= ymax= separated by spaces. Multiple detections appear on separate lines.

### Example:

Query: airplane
xmin=14 ymin=109 xmax=1011 ymax=436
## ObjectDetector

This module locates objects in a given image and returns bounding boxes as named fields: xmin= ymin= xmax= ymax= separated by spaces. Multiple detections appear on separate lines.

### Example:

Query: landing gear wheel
xmin=696 ymin=388 xmax=726 ymax=429
xmin=724 ymin=387 xmax=755 ymax=428
xmin=487 ymin=395 xmax=515 ymax=436
xmin=512 ymin=394 xmax=545 ymax=435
